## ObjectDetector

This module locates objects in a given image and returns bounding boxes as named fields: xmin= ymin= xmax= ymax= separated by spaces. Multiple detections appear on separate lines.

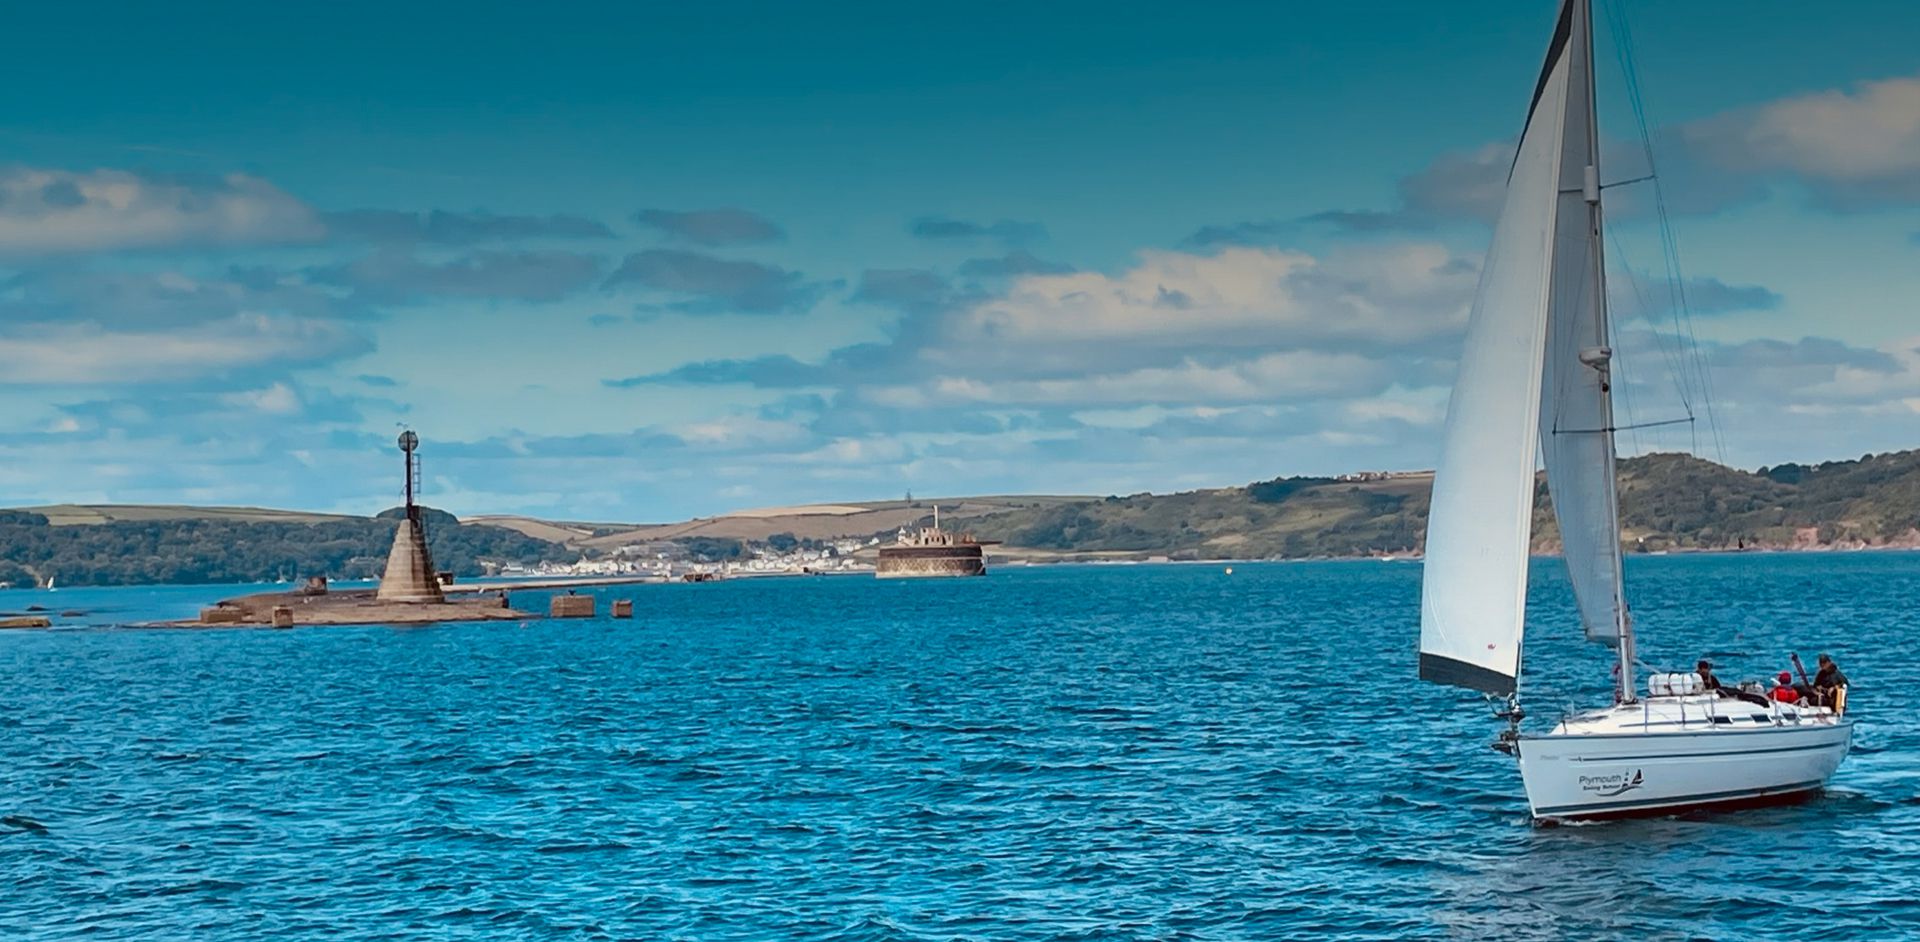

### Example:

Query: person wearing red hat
xmin=1770 ymin=671 xmax=1801 ymax=704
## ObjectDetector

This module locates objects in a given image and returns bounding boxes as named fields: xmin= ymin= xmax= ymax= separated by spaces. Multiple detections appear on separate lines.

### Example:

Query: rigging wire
xmin=1604 ymin=0 xmax=1727 ymax=462
xmin=1605 ymin=229 xmax=1692 ymax=456
xmin=1592 ymin=5 xmax=1685 ymax=459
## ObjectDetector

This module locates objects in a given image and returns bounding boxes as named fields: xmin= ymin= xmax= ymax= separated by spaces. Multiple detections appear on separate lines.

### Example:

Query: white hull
xmin=1517 ymin=695 xmax=1852 ymax=821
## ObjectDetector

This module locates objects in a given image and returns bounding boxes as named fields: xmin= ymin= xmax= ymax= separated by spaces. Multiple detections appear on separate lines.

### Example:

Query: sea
xmin=1 ymin=553 xmax=1915 ymax=940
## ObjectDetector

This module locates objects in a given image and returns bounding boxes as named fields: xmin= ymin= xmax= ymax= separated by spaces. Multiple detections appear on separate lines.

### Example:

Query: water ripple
xmin=0 ymin=555 xmax=1915 ymax=938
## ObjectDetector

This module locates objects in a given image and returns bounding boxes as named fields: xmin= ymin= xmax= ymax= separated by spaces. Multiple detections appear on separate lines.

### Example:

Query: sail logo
xmin=1578 ymin=769 xmax=1644 ymax=797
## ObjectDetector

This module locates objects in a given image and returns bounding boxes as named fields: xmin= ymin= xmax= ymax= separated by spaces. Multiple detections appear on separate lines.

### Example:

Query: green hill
xmin=1608 ymin=451 xmax=1920 ymax=550
xmin=971 ymin=450 xmax=1920 ymax=560
xmin=968 ymin=473 xmax=1432 ymax=559
xmin=0 ymin=507 xmax=574 ymax=589
xmin=5 ymin=448 xmax=1918 ymax=586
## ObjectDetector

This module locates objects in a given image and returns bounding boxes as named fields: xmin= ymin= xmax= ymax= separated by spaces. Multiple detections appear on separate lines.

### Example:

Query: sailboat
xmin=1417 ymin=0 xmax=1851 ymax=822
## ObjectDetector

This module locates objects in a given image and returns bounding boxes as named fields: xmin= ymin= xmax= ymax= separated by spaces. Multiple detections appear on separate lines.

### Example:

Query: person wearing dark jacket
xmin=1792 ymin=653 xmax=1850 ymax=706
xmin=1696 ymin=659 xmax=1721 ymax=692
xmin=1697 ymin=659 xmax=1769 ymax=707
xmin=1811 ymin=654 xmax=1848 ymax=707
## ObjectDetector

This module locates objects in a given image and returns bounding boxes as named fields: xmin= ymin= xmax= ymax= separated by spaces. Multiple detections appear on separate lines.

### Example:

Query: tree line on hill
xmin=0 ymin=507 xmax=574 ymax=589
xmin=968 ymin=450 xmax=1920 ymax=560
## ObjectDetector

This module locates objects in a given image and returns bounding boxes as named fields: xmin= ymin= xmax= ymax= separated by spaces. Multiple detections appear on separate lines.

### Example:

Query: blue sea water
xmin=1 ymin=554 xmax=1916 ymax=940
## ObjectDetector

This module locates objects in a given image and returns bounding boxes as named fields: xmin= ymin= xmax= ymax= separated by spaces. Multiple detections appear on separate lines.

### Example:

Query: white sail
xmin=1419 ymin=6 xmax=1577 ymax=695
xmin=1537 ymin=0 xmax=1627 ymax=646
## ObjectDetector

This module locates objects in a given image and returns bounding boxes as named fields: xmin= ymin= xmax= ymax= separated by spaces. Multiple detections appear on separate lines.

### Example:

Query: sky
xmin=2 ymin=0 xmax=1918 ymax=522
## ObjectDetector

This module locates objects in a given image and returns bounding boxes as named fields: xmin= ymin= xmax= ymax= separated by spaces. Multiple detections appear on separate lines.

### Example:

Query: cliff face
xmin=970 ymin=449 xmax=1920 ymax=559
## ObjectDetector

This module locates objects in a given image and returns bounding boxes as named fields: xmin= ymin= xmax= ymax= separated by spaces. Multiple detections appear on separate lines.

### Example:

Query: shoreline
xmin=5 ymin=542 xmax=1917 ymax=597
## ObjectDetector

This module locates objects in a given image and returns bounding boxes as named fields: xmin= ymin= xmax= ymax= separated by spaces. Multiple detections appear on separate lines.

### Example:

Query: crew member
xmin=1698 ymin=658 xmax=1769 ymax=707
xmin=1695 ymin=659 xmax=1721 ymax=692
xmin=1770 ymin=671 xmax=1800 ymax=704
xmin=1811 ymin=653 xmax=1849 ymax=707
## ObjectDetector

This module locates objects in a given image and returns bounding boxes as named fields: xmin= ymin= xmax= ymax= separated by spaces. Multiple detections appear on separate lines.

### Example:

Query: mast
xmin=1573 ymin=0 xmax=1636 ymax=701
xmin=399 ymin=429 xmax=421 ymax=526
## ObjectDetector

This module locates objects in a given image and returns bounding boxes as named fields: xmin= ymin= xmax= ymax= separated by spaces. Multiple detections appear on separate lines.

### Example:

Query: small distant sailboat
xmin=1418 ymin=0 xmax=1850 ymax=821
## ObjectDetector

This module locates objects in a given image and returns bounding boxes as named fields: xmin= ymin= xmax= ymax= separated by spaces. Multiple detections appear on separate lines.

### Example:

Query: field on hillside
xmin=25 ymin=505 xmax=358 ymax=527
xmin=567 ymin=496 xmax=1092 ymax=549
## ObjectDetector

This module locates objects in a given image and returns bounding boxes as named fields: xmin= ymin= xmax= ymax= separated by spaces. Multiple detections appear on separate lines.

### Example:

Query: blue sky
xmin=3 ymin=0 xmax=1918 ymax=521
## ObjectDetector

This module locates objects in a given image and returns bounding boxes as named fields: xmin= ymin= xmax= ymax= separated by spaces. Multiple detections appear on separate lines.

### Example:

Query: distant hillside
xmin=5 ymin=449 xmax=1917 ymax=586
xmin=1607 ymin=451 xmax=1920 ymax=551
xmin=968 ymin=473 xmax=1432 ymax=560
xmin=22 ymin=504 xmax=358 ymax=527
xmin=0 ymin=507 xmax=574 ymax=589
xmin=493 ymin=496 xmax=1092 ymax=551
xmin=969 ymin=450 xmax=1920 ymax=560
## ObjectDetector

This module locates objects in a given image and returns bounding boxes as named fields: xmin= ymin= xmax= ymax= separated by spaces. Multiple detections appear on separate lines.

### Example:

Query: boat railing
xmin=1675 ymin=693 xmax=1723 ymax=731
xmin=1639 ymin=691 xmax=1850 ymax=732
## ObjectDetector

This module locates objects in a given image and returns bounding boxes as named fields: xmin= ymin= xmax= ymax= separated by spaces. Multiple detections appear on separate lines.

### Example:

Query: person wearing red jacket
xmin=1770 ymin=671 xmax=1801 ymax=704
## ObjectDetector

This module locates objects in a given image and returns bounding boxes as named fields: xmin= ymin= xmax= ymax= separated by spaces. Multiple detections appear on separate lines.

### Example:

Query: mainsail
xmin=1418 ymin=2 xmax=1578 ymax=695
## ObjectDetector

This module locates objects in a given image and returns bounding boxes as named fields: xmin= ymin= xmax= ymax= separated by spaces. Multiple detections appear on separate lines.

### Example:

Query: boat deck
xmin=1549 ymin=692 xmax=1844 ymax=737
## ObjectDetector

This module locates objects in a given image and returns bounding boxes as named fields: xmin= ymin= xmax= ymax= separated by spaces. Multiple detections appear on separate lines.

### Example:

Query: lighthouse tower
xmin=375 ymin=430 xmax=445 ymax=603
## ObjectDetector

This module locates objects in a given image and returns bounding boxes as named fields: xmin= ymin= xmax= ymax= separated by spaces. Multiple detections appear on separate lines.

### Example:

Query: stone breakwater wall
xmin=875 ymin=547 xmax=987 ymax=579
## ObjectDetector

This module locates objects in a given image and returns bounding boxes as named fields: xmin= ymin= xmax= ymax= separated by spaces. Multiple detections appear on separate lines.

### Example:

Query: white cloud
xmin=221 ymin=382 xmax=303 ymax=415
xmin=1310 ymin=71 xmax=1920 ymax=232
xmin=789 ymin=437 xmax=911 ymax=466
xmin=1799 ymin=335 xmax=1920 ymax=404
xmin=619 ymin=241 xmax=1484 ymax=485
xmin=1341 ymin=391 xmax=1446 ymax=426
xmin=1606 ymin=330 xmax=1920 ymax=463
xmin=951 ymin=244 xmax=1472 ymax=352
xmin=902 ymin=243 xmax=1475 ymax=412
xmin=1683 ymin=73 xmax=1920 ymax=201
xmin=1 ymin=267 xmax=355 ymax=329
xmin=0 ymin=315 xmax=368 ymax=385
xmin=910 ymin=351 xmax=1388 ymax=408
xmin=0 ymin=167 xmax=323 ymax=255
xmin=678 ymin=414 xmax=811 ymax=449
